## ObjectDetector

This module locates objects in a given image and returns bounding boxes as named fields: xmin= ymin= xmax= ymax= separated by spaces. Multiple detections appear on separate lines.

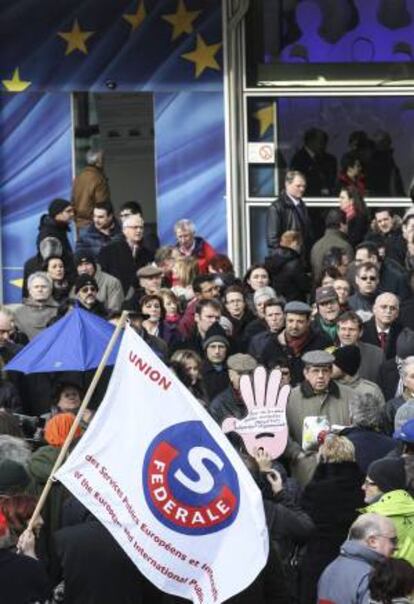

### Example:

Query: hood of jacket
xmin=268 ymin=245 xmax=300 ymax=269
xmin=363 ymin=489 xmax=414 ymax=517
xmin=29 ymin=445 xmax=60 ymax=482
xmin=340 ymin=539 xmax=385 ymax=565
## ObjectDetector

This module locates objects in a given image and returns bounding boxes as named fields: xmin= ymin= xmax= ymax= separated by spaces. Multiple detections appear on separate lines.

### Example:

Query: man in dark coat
xmin=277 ymin=301 xmax=331 ymax=386
xmin=266 ymin=170 xmax=314 ymax=257
xmin=36 ymin=199 xmax=75 ymax=277
xmin=53 ymin=515 xmax=164 ymax=604
xmin=98 ymin=213 xmax=154 ymax=296
xmin=366 ymin=208 xmax=405 ymax=267
xmin=360 ymin=292 xmax=402 ymax=360
xmin=200 ymin=323 xmax=230 ymax=402
xmin=75 ymin=200 xmax=123 ymax=259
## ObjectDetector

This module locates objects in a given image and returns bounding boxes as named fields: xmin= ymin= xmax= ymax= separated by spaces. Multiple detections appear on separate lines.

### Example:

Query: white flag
xmin=55 ymin=325 xmax=268 ymax=604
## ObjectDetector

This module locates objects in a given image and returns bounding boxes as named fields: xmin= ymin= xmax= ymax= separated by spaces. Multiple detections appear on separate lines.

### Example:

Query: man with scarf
xmin=277 ymin=301 xmax=331 ymax=386
xmin=312 ymin=286 xmax=341 ymax=345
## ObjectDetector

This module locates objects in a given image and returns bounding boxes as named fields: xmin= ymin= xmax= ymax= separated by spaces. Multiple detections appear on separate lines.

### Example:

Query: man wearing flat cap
xmin=209 ymin=353 xmax=257 ymax=427
xmin=312 ymin=286 xmax=341 ymax=345
xmin=286 ymin=349 xmax=356 ymax=485
xmin=72 ymin=252 xmax=124 ymax=313
xmin=123 ymin=265 xmax=164 ymax=312
xmin=278 ymin=300 xmax=331 ymax=386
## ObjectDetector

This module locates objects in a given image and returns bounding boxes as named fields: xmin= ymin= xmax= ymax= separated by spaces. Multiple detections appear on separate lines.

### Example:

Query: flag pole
xmin=27 ymin=310 xmax=129 ymax=532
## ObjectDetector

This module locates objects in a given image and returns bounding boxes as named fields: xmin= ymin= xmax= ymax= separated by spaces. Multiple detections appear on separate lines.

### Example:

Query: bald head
xmin=373 ymin=292 xmax=399 ymax=329
xmin=349 ymin=513 xmax=397 ymax=558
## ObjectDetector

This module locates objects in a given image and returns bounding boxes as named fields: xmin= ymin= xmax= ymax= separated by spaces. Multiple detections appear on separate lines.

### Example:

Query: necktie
xmin=379 ymin=331 xmax=387 ymax=351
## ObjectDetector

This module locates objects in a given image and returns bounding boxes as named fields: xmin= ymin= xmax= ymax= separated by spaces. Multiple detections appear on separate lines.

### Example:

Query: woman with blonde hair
xmin=299 ymin=434 xmax=365 ymax=603
xmin=171 ymin=256 xmax=199 ymax=304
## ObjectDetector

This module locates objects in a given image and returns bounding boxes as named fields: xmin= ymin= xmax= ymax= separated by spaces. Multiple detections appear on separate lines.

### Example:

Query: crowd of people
xmin=2 ymin=163 xmax=414 ymax=602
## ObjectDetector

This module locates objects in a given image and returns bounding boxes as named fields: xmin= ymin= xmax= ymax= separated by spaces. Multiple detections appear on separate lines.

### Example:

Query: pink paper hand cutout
xmin=222 ymin=366 xmax=290 ymax=459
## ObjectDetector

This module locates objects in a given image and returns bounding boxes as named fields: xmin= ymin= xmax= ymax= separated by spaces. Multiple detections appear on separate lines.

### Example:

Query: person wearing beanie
xmin=382 ymin=354 xmax=414 ymax=435
xmin=362 ymin=457 xmax=414 ymax=564
xmin=0 ymin=459 xmax=30 ymax=495
xmin=72 ymin=252 xmax=124 ymax=313
xmin=36 ymin=198 xmax=75 ymax=280
xmin=74 ymin=274 xmax=108 ymax=318
xmin=201 ymin=323 xmax=231 ymax=402
xmin=29 ymin=413 xmax=83 ymax=561
xmin=332 ymin=345 xmax=385 ymax=411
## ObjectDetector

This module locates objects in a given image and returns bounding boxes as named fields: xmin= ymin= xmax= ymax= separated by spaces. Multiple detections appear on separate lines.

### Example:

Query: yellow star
xmin=2 ymin=68 xmax=31 ymax=92
xmin=123 ymin=0 xmax=146 ymax=32
xmin=10 ymin=278 xmax=23 ymax=289
xmin=182 ymin=34 xmax=221 ymax=78
xmin=254 ymin=105 xmax=274 ymax=137
xmin=58 ymin=19 xmax=94 ymax=55
xmin=162 ymin=0 xmax=201 ymax=41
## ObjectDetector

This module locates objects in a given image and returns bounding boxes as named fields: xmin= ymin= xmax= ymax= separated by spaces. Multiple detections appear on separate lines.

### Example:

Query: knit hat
xmin=48 ymin=198 xmax=72 ymax=218
xmin=0 ymin=460 xmax=30 ymax=495
xmin=394 ymin=417 xmax=414 ymax=443
xmin=203 ymin=323 xmax=229 ymax=350
xmin=74 ymin=252 xmax=97 ymax=269
xmin=396 ymin=328 xmax=414 ymax=360
xmin=44 ymin=413 xmax=82 ymax=447
xmin=394 ymin=401 xmax=414 ymax=432
xmin=333 ymin=345 xmax=361 ymax=376
xmin=367 ymin=457 xmax=406 ymax=493
xmin=74 ymin=274 xmax=98 ymax=293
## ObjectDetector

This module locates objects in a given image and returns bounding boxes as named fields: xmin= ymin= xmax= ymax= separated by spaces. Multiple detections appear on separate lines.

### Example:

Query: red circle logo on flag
xmin=143 ymin=421 xmax=240 ymax=535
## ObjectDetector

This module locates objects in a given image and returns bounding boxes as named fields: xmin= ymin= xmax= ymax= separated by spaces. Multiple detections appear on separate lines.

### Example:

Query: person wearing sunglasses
xmin=348 ymin=261 xmax=380 ymax=322
xmin=362 ymin=457 xmax=414 ymax=565
xmin=74 ymin=275 xmax=108 ymax=318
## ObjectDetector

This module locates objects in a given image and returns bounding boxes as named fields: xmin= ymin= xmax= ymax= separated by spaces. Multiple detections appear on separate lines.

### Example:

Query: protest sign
xmin=55 ymin=326 xmax=268 ymax=604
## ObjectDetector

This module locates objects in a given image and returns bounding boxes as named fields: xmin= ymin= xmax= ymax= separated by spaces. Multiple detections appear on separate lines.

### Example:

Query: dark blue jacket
xmin=75 ymin=221 xmax=123 ymax=259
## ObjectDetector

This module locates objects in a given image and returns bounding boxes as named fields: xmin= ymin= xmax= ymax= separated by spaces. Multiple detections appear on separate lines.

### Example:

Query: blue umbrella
xmin=5 ymin=307 xmax=120 ymax=374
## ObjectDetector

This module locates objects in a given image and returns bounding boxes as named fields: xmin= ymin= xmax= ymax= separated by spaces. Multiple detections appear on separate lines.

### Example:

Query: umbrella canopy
xmin=6 ymin=307 xmax=120 ymax=374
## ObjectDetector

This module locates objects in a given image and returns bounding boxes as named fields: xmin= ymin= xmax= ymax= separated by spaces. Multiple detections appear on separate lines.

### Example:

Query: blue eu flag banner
xmin=56 ymin=325 xmax=269 ymax=603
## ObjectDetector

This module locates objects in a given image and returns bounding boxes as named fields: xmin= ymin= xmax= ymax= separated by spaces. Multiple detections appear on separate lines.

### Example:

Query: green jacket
xmin=363 ymin=490 xmax=414 ymax=565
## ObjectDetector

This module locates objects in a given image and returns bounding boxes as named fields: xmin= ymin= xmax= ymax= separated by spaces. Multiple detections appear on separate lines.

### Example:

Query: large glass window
xmin=247 ymin=95 xmax=414 ymax=199
xmin=245 ymin=0 xmax=414 ymax=86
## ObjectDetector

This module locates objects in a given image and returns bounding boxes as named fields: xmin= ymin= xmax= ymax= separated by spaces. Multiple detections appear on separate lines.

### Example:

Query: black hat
xmin=75 ymin=274 xmax=98 ymax=293
xmin=203 ymin=323 xmax=229 ymax=350
xmin=0 ymin=460 xmax=30 ymax=495
xmin=48 ymin=198 xmax=72 ymax=218
xmin=74 ymin=252 xmax=97 ymax=269
xmin=367 ymin=457 xmax=406 ymax=493
xmin=396 ymin=328 xmax=414 ymax=360
xmin=333 ymin=345 xmax=361 ymax=376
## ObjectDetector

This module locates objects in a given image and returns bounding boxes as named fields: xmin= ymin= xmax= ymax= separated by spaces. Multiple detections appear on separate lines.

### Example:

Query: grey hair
xmin=0 ymin=435 xmax=31 ymax=468
xmin=285 ymin=170 xmax=306 ymax=184
xmin=401 ymin=356 xmax=414 ymax=382
xmin=27 ymin=271 xmax=53 ymax=293
xmin=174 ymin=219 xmax=195 ymax=234
xmin=395 ymin=400 xmax=414 ymax=432
xmin=349 ymin=393 xmax=382 ymax=429
xmin=253 ymin=286 xmax=276 ymax=304
xmin=0 ymin=306 xmax=14 ymax=321
xmin=38 ymin=237 xmax=63 ymax=260
xmin=86 ymin=149 xmax=103 ymax=166
xmin=349 ymin=513 xmax=389 ymax=542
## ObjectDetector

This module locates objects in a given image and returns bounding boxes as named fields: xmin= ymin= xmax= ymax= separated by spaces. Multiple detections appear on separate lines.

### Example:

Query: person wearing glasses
xmin=362 ymin=457 xmax=414 ymax=565
xmin=98 ymin=213 xmax=154 ymax=296
xmin=73 ymin=274 xmax=107 ymax=318
xmin=348 ymin=262 xmax=380 ymax=322
xmin=361 ymin=292 xmax=402 ymax=360
xmin=317 ymin=513 xmax=398 ymax=604
xmin=118 ymin=201 xmax=159 ymax=254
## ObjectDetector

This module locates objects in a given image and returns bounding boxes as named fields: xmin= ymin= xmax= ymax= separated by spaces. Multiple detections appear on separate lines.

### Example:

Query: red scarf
xmin=286 ymin=331 xmax=310 ymax=357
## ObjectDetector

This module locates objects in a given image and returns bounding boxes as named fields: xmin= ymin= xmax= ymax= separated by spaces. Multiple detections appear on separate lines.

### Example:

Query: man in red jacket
xmin=174 ymin=218 xmax=216 ymax=273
